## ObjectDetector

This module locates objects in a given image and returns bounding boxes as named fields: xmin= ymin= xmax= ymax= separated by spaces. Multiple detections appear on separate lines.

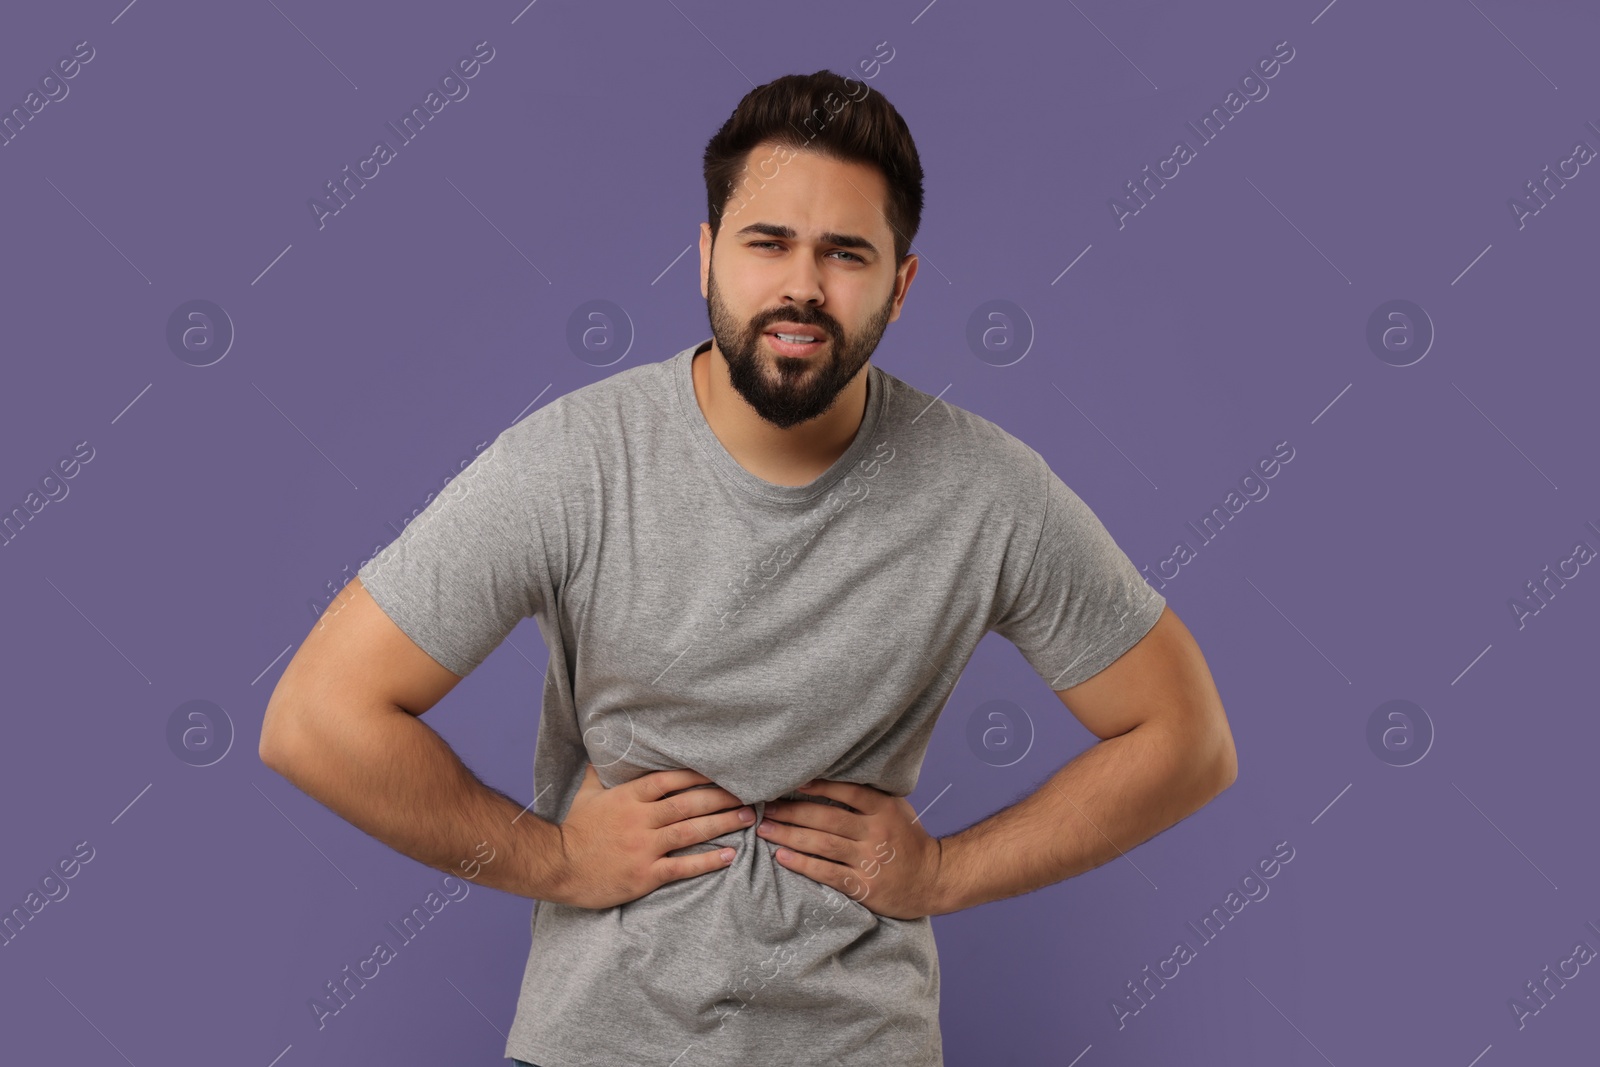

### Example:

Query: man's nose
xmin=778 ymin=258 xmax=825 ymax=307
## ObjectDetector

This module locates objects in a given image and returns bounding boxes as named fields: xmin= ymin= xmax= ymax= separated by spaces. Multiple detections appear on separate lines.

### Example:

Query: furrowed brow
xmin=733 ymin=222 xmax=880 ymax=258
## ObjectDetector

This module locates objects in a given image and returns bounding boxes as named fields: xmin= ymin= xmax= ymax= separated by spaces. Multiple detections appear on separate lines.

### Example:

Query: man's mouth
xmin=764 ymin=325 xmax=828 ymax=356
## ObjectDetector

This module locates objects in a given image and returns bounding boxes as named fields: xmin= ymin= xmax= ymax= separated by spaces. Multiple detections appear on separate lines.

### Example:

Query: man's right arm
xmin=258 ymin=576 xmax=568 ymax=900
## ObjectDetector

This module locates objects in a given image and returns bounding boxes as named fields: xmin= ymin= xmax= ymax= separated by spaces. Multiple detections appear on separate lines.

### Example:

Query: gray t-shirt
xmin=356 ymin=336 xmax=1166 ymax=1066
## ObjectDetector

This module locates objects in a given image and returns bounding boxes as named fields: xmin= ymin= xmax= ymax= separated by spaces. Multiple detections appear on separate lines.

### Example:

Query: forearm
xmin=260 ymin=700 xmax=565 ymax=900
xmin=930 ymin=721 xmax=1230 ymax=915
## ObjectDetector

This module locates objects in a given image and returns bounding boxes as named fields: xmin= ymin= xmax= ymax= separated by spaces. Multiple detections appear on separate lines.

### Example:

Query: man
xmin=260 ymin=70 xmax=1236 ymax=1066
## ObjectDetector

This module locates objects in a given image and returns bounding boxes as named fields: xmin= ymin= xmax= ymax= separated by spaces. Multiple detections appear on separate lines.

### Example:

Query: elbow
xmin=258 ymin=729 xmax=289 ymax=774
xmin=1172 ymin=696 xmax=1236 ymax=803
xmin=1209 ymin=718 xmax=1238 ymax=797
xmin=1214 ymin=739 xmax=1238 ymax=795
xmin=258 ymin=696 xmax=304 ymax=773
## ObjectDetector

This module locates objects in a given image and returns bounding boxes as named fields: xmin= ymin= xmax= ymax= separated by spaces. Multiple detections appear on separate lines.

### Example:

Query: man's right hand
xmin=548 ymin=763 xmax=754 ymax=909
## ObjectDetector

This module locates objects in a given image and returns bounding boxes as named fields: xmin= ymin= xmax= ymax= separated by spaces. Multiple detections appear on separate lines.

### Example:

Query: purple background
xmin=2 ymin=1 xmax=1596 ymax=1064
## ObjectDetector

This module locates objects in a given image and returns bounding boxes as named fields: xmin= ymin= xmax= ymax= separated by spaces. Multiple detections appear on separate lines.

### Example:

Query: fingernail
xmin=739 ymin=807 xmax=754 ymax=823
xmin=719 ymin=848 xmax=735 ymax=863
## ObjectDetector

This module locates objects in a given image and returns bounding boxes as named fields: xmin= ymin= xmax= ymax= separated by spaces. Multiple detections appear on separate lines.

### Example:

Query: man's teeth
xmin=774 ymin=332 xmax=817 ymax=343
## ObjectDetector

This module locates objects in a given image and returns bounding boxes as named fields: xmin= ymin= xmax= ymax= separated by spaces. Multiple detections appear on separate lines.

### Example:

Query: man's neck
xmin=691 ymin=340 xmax=869 ymax=488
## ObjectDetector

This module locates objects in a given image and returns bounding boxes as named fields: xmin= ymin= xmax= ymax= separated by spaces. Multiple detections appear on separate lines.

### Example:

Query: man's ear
xmin=887 ymin=253 xmax=919 ymax=324
xmin=698 ymin=222 xmax=713 ymax=299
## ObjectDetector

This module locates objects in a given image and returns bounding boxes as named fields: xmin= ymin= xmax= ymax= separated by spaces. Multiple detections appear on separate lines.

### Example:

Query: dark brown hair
xmin=702 ymin=70 xmax=924 ymax=264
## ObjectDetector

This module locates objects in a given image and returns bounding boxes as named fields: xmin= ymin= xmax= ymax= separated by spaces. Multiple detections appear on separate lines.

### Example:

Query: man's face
xmin=699 ymin=143 xmax=916 ymax=430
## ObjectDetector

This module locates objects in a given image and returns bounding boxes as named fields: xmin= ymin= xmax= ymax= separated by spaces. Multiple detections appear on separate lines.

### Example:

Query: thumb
xmin=578 ymin=762 xmax=600 ymax=790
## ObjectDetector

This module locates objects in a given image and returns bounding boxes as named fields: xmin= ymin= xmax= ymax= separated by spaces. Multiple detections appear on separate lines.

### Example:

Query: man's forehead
xmin=726 ymin=147 xmax=891 ymax=238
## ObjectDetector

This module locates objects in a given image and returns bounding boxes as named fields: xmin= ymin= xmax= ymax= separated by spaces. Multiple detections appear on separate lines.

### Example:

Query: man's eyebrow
xmin=732 ymin=222 xmax=880 ymax=257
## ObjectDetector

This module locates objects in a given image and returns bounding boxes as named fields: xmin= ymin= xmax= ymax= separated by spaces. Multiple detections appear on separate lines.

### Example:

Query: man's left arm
xmin=926 ymin=603 xmax=1236 ymax=915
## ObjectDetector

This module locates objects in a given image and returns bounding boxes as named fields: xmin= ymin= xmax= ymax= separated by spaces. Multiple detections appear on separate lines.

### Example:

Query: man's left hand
xmin=758 ymin=779 xmax=943 ymax=920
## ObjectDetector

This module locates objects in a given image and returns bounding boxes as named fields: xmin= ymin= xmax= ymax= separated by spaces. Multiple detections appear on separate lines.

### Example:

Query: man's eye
xmin=749 ymin=242 xmax=863 ymax=264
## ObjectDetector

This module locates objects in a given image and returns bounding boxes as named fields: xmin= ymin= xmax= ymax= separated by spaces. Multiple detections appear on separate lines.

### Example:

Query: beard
xmin=705 ymin=261 xmax=894 ymax=430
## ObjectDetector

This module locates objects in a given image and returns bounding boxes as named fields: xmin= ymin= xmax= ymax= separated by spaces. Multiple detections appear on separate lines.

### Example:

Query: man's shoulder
xmin=497 ymin=349 xmax=676 ymax=458
xmin=875 ymin=364 xmax=1045 ymax=489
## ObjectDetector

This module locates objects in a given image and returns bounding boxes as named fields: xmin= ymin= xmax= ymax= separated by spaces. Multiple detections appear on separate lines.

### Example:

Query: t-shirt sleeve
xmin=355 ymin=421 xmax=551 ymax=678
xmin=990 ymin=455 xmax=1167 ymax=691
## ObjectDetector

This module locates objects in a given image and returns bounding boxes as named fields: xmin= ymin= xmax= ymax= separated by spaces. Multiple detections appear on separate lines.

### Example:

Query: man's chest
xmin=549 ymin=481 xmax=1007 ymax=795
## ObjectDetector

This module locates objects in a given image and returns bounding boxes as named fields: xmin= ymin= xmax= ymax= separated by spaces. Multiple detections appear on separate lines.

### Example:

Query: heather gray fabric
xmin=357 ymin=337 xmax=1167 ymax=1066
